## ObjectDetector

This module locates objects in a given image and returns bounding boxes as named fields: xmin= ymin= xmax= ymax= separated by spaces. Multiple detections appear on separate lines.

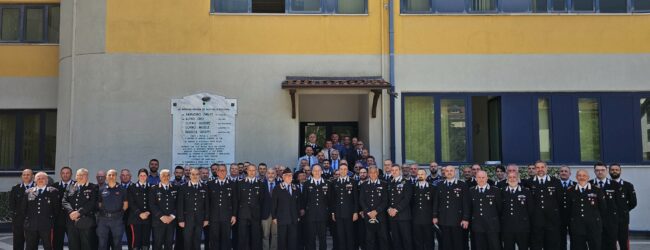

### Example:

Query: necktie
xmin=580 ymin=187 xmax=584 ymax=193
xmin=38 ymin=189 xmax=43 ymax=195
xmin=447 ymin=182 xmax=451 ymax=187
xmin=64 ymin=183 xmax=68 ymax=190
xmin=164 ymin=186 xmax=168 ymax=191
xmin=511 ymin=189 xmax=515 ymax=194
xmin=480 ymin=188 xmax=484 ymax=193
xmin=194 ymin=184 xmax=198 ymax=189
xmin=271 ymin=182 xmax=275 ymax=193
xmin=599 ymin=181 xmax=603 ymax=188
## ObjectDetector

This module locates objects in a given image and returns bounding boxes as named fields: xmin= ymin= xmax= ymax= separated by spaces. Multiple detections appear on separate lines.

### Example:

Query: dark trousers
xmin=174 ymin=225 xmax=184 ymax=250
xmin=531 ymin=226 xmax=561 ymax=250
xmin=129 ymin=223 xmax=152 ymax=249
xmin=307 ymin=221 xmax=327 ymax=250
xmin=602 ymin=222 xmax=618 ymax=250
xmin=365 ymin=220 xmax=389 ymax=250
xmin=413 ymin=223 xmax=433 ymax=250
xmin=571 ymin=233 xmax=602 ymax=250
xmin=231 ymin=222 xmax=239 ymax=250
xmin=209 ymin=221 xmax=232 ymax=250
xmin=12 ymin=219 xmax=26 ymax=250
xmin=298 ymin=218 xmax=307 ymax=250
xmin=389 ymin=220 xmax=412 ymax=250
xmin=182 ymin=221 xmax=203 ymax=250
xmin=67 ymin=224 xmax=97 ymax=250
xmin=278 ymin=223 xmax=299 ymax=250
xmin=617 ymin=222 xmax=630 ymax=250
xmin=97 ymin=217 xmax=124 ymax=250
xmin=125 ymin=218 xmax=133 ymax=250
xmin=355 ymin=219 xmax=365 ymax=250
xmin=335 ymin=218 xmax=355 ymax=250
xmin=203 ymin=226 xmax=210 ymax=250
xmin=440 ymin=225 xmax=464 ymax=250
xmin=473 ymin=231 xmax=500 ymax=250
xmin=152 ymin=222 xmax=176 ymax=250
xmin=53 ymin=218 xmax=67 ymax=250
xmin=560 ymin=223 xmax=570 ymax=250
xmin=502 ymin=231 xmax=529 ymax=250
xmin=25 ymin=228 xmax=53 ymax=250
xmin=464 ymin=229 xmax=472 ymax=250
xmin=238 ymin=218 xmax=262 ymax=250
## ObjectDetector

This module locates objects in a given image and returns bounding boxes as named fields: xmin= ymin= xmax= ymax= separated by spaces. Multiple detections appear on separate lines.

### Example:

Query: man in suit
xmin=568 ymin=170 xmax=607 ymax=250
xmin=609 ymin=163 xmax=637 ymax=250
xmin=9 ymin=168 xmax=34 ymax=250
xmin=62 ymin=168 xmax=99 ymax=250
xmin=360 ymin=165 xmax=389 ymax=250
xmin=237 ymin=164 xmax=267 ymax=250
xmin=305 ymin=133 xmax=322 ymax=154
xmin=304 ymin=164 xmax=330 ymax=250
xmin=558 ymin=165 xmax=576 ymax=250
xmin=387 ymin=164 xmax=413 ymax=250
xmin=433 ymin=165 xmax=470 ymax=250
xmin=272 ymin=169 xmax=302 ymax=250
xmin=261 ymin=168 xmax=279 ymax=250
xmin=501 ymin=172 xmax=533 ymax=250
xmin=150 ymin=169 xmax=178 ymax=250
xmin=23 ymin=171 xmax=60 ymax=250
xmin=528 ymin=160 xmax=563 ymax=250
xmin=348 ymin=141 xmax=365 ymax=165
xmin=297 ymin=146 xmax=319 ymax=170
xmin=590 ymin=162 xmax=625 ymax=250
xmin=177 ymin=168 xmax=209 ymax=250
xmin=208 ymin=164 xmax=238 ymax=250
xmin=469 ymin=171 xmax=502 ymax=250
xmin=412 ymin=169 xmax=436 ymax=250
xmin=330 ymin=164 xmax=359 ymax=250
xmin=53 ymin=167 xmax=75 ymax=250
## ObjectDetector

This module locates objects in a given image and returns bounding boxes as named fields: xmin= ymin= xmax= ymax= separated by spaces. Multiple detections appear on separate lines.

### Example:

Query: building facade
xmin=1 ymin=0 xmax=649 ymax=229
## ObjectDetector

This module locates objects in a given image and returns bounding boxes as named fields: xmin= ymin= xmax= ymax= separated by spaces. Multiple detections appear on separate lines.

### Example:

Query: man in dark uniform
xmin=568 ymin=170 xmax=607 ymax=250
xmin=360 ymin=165 xmax=389 ymax=250
xmin=330 ymin=163 xmax=359 ymax=250
xmin=501 ymin=171 xmax=533 ymax=250
xmin=63 ymin=168 xmax=99 ymax=250
xmin=237 ymin=164 xmax=267 ymax=250
xmin=494 ymin=165 xmax=507 ymax=188
xmin=208 ymin=164 xmax=238 ymax=250
xmin=528 ymin=160 xmax=563 ymax=250
xmin=120 ymin=168 xmax=134 ymax=250
xmin=609 ymin=163 xmax=637 ymax=250
xmin=97 ymin=169 xmax=129 ymax=250
xmin=150 ymin=169 xmax=178 ymax=250
xmin=466 ymin=164 xmax=495 ymax=188
xmin=296 ymin=171 xmax=308 ymax=250
xmin=355 ymin=167 xmax=368 ymax=250
xmin=23 ymin=171 xmax=60 ymax=250
xmin=558 ymin=165 xmax=576 ymax=250
xmin=128 ymin=168 xmax=153 ymax=250
xmin=433 ymin=165 xmax=470 ymax=250
xmin=387 ymin=164 xmax=413 ymax=250
xmin=590 ymin=162 xmax=624 ymax=250
xmin=170 ymin=166 xmax=186 ymax=250
xmin=9 ymin=168 xmax=34 ymax=250
xmin=53 ymin=167 xmax=75 ymax=250
xmin=412 ymin=169 xmax=436 ymax=250
xmin=177 ymin=167 xmax=209 ymax=250
xmin=469 ymin=171 xmax=502 ymax=250
xmin=304 ymin=164 xmax=330 ymax=250
xmin=426 ymin=161 xmax=443 ymax=186
xmin=272 ymin=169 xmax=302 ymax=250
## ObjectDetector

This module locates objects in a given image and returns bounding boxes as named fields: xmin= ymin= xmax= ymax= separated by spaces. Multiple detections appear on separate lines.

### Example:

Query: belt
xmin=99 ymin=211 xmax=123 ymax=218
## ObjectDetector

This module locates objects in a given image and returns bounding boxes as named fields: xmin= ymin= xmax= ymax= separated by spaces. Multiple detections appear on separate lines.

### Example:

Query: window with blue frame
xmin=401 ymin=0 xmax=645 ymax=12
xmin=213 ymin=0 xmax=367 ymax=13
xmin=402 ymin=93 xmax=650 ymax=165
xmin=0 ymin=5 xmax=59 ymax=43
xmin=0 ymin=110 xmax=57 ymax=171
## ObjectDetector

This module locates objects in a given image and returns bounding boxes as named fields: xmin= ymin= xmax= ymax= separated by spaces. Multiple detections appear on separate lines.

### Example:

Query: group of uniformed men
xmin=8 ymin=159 xmax=637 ymax=250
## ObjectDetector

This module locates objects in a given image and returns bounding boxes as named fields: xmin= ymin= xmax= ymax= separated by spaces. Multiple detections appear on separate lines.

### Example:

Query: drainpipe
xmin=67 ymin=0 xmax=78 ymax=166
xmin=388 ymin=0 xmax=396 ymax=161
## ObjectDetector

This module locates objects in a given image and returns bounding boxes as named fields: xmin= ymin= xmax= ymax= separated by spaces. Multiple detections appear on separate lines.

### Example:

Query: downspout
xmin=388 ymin=0 xmax=396 ymax=161
xmin=67 ymin=0 xmax=78 ymax=166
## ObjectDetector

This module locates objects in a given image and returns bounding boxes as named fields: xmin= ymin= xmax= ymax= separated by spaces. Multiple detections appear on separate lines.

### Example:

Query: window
xmin=500 ymin=0 xmax=531 ymax=12
xmin=635 ymin=0 xmax=650 ymax=11
xmin=578 ymin=98 xmax=601 ymax=162
xmin=441 ymin=99 xmax=467 ymax=162
xmin=471 ymin=0 xmax=497 ymax=11
xmin=403 ymin=0 xmax=432 ymax=12
xmin=0 ymin=110 xmax=56 ymax=170
xmin=404 ymin=96 xmax=435 ymax=164
xmin=213 ymin=0 xmax=366 ymax=13
xmin=538 ymin=98 xmax=552 ymax=161
xmin=642 ymin=98 xmax=650 ymax=161
xmin=401 ymin=0 xmax=635 ymax=12
xmin=0 ymin=5 xmax=59 ymax=43
xmin=600 ymin=0 xmax=628 ymax=12
xmin=573 ymin=0 xmax=596 ymax=11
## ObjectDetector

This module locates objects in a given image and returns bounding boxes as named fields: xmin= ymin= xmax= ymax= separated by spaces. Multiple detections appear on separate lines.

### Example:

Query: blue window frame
xmin=0 ymin=110 xmax=57 ymax=171
xmin=401 ymin=92 xmax=650 ymax=165
xmin=0 ymin=4 xmax=59 ymax=43
xmin=212 ymin=0 xmax=367 ymax=13
xmin=401 ymin=0 xmax=639 ymax=13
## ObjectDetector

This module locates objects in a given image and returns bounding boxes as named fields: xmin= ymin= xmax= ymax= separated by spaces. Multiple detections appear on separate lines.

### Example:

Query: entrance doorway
xmin=299 ymin=122 xmax=358 ymax=155
xmin=471 ymin=96 xmax=502 ymax=163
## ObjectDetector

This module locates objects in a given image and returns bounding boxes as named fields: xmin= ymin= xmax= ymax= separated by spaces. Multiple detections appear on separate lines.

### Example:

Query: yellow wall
xmin=106 ymin=0 xmax=650 ymax=55
xmin=106 ymin=0 xmax=386 ymax=54
xmin=0 ymin=45 xmax=59 ymax=77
